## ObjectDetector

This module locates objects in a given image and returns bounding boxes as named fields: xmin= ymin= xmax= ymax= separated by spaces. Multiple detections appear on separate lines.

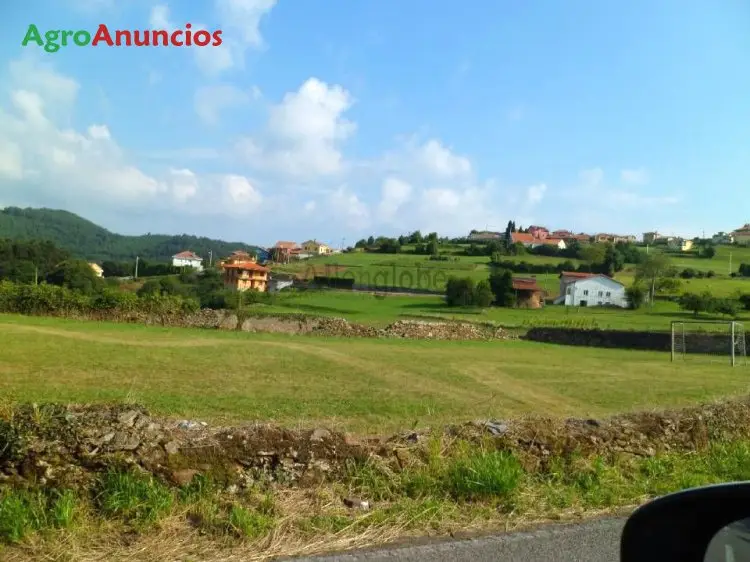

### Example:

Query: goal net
xmin=671 ymin=321 xmax=747 ymax=366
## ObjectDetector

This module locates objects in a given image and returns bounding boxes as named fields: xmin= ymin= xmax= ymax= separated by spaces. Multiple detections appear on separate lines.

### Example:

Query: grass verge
xmin=3 ymin=438 xmax=750 ymax=561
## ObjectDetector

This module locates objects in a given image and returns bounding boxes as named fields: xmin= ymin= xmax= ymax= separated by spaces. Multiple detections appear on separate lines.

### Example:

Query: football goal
xmin=671 ymin=320 xmax=747 ymax=366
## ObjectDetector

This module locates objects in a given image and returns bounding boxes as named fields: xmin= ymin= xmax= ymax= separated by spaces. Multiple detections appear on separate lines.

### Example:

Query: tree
xmin=473 ymin=280 xmax=493 ymax=307
xmin=488 ymin=269 xmax=515 ymax=307
xmin=445 ymin=277 xmax=475 ymax=307
xmin=739 ymin=294 xmax=750 ymax=311
xmin=601 ymin=243 xmax=625 ymax=276
xmin=625 ymin=284 xmax=647 ymax=309
xmin=635 ymin=253 xmax=672 ymax=306
xmin=678 ymin=292 xmax=715 ymax=316
xmin=579 ymin=244 xmax=607 ymax=267
xmin=503 ymin=221 xmax=514 ymax=249
xmin=700 ymin=244 xmax=717 ymax=259
xmin=427 ymin=240 xmax=439 ymax=257
xmin=714 ymin=298 xmax=740 ymax=318
xmin=45 ymin=259 xmax=101 ymax=294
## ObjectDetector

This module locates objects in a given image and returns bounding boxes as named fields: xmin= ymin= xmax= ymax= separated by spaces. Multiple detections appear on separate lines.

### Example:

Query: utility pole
xmin=134 ymin=256 xmax=139 ymax=279
xmin=209 ymin=249 xmax=213 ymax=266
xmin=729 ymin=252 xmax=733 ymax=276
xmin=34 ymin=266 xmax=38 ymax=285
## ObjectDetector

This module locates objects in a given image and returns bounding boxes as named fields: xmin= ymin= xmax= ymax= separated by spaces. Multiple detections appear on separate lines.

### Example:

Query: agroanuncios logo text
xmin=21 ymin=23 xmax=223 ymax=53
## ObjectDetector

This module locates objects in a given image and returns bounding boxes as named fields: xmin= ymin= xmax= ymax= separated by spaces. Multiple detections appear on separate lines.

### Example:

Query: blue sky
xmin=0 ymin=0 xmax=748 ymax=247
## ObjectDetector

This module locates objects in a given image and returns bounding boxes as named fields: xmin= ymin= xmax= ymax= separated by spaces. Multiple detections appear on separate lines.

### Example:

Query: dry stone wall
xmin=4 ymin=397 xmax=750 ymax=492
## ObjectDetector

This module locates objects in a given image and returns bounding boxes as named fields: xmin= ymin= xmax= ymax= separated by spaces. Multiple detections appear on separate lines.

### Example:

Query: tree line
xmin=0 ymin=207 xmax=261 ymax=262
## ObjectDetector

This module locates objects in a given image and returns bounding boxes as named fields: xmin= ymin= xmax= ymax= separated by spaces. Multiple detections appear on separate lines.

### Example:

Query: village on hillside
xmin=84 ymin=223 xmax=750 ymax=313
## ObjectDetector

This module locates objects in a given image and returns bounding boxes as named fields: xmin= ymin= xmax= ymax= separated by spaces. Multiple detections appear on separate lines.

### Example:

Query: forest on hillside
xmin=0 ymin=207 xmax=261 ymax=262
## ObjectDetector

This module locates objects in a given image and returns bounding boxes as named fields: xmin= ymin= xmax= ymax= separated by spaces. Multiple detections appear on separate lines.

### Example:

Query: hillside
xmin=0 ymin=207 xmax=262 ymax=263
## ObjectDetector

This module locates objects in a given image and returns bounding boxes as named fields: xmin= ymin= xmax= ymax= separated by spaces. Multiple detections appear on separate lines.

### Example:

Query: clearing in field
xmin=1 ymin=314 xmax=749 ymax=433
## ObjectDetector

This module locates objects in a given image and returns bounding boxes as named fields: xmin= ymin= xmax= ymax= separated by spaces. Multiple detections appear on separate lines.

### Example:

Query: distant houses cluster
xmin=471 ymin=223 xmax=750 ymax=252
xmin=159 ymin=239 xmax=336 ymax=295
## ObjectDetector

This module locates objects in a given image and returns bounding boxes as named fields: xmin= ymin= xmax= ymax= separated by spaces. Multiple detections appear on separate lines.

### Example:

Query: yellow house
xmin=681 ymin=239 xmax=694 ymax=252
xmin=89 ymin=263 xmax=104 ymax=277
xmin=219 ymin=252 xmax=269 ymax=292
xmin=301 ymin=240 xmax=332 ymax=255
xmin=733 ymin=224 xmax=750 ymax=246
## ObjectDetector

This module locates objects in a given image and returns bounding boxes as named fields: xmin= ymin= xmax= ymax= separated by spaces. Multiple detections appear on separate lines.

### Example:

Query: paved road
xmin=293 ymin=517 xmax=626 ymax=562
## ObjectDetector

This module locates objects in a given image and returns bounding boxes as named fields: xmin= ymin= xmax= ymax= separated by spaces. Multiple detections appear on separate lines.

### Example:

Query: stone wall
xmin=523 ymin=327 xmax=746 ymax=355
xmin=5 ymin=397 xmax=750 ymax=492
xmin=43 ymin=309 xmax=515 ymax=341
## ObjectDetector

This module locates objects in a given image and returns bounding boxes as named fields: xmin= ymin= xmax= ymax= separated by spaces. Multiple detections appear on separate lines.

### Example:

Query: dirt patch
xmin=4 ymin=397 xmax=750 ymax=493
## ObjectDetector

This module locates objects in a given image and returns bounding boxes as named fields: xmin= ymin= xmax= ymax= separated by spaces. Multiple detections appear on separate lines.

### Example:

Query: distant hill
xmin=0 ymin=207 xmax=264 ymax=263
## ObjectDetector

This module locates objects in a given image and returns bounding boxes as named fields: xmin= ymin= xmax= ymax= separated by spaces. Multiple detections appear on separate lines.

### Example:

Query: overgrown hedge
xmin=0 ymin=281 xmax=199 ymax=318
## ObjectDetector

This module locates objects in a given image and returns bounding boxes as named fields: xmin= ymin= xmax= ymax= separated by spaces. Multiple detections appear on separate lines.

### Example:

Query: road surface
xmin=293 ymin=517 xmax=625 ymax=562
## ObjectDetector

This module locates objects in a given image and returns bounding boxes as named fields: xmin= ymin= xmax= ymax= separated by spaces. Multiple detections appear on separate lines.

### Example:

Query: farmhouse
xmin=468 ymin=230 xmax=502 ymax=241
xmin=172 ymin=250 xmax=203 ymax=271
xmin=220 ymin=251 xmax=269 ymax=292
xmin=595 ymin=233 xmax=637 ymax=244
xmin=668 ymin=238 xmax=694 ymax=252
xmin=301 ymin=240 xmax=333 ymax=255
xmin=528 ymin=226 xmax=549 ymax=239
xmin=553 ymin=271 xmax=628 ymax=308
xmin=512 ymin=277 xmax=546 ymax=309
xmin=510 ymin=232 xmax=536 ymax=247
xmin=89 ymin=263 xmax=103 ymax=277
xmin=733 ymin=224 xmax=750 ymax=245
xmin=532 ymin=237 xmax=567 ymax=250
xmin=272 ymin=241 xmax=299 ymax=263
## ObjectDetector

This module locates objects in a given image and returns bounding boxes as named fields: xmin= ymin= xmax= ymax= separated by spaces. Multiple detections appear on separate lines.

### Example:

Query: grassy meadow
xmin=272 ymin=244 xmax=750 ymax=298
xmin=1 ymin=314 xmax=749 ymax=433
xmin=245 ymin=289 xmax=750 ymax=331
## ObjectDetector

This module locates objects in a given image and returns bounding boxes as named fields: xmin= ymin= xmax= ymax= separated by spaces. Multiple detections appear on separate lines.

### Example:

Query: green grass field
xmin=273 ymin=245 xmax=750 ymax=297
xmin=2 ymin=314 xmax=749 ymax=433
xmin=252 ymin=290 xmax=750 ymax=330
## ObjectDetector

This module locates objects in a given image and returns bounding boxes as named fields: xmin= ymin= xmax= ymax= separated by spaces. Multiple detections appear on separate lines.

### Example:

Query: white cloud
xmin=216 ymin=0 xmax=277 ymax=47
xmin=328 ymin=186 xmax=370 ymax=229
xmin=0 ymin=57 xmax=262 ymax=217
xmin=525 ymin=183 xmax=547 ymax=205
xmin=194 ymin=84 xmax=250 ymax=125
xmin=149 ymin=4 xmax=173 ymax=29
xmin=414 ymin=139 xmax=472 ymax=178
xmin=168 ymin=169 xmax=199 ymax=203
xmin=238 ymin=77 xmax=356 ymax=178
xmin=0 ymin=140 xmax=23 ymax=180
xmin=377 ymin=177 xmax=412 ymax=222
xmin=191 ymin=0 xmax=277 ymax=75
xmin=620 ymin=168 xmax=650 ymax=185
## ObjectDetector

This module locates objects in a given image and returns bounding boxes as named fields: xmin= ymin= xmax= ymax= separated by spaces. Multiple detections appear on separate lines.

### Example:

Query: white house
xmin=553 ymin=272 xmax=628 ymax=308
xmin=172 ymin=250 xmax=204 ymax=271
xmin=531 ymin=238 xmax=567 ymax=251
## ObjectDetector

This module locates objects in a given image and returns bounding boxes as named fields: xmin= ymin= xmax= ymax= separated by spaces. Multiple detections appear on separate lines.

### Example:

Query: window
xmin=606 ymin=291 xmax=611 ymax=297
xmin=567 ymin=287 xmax=572 ymax=295
xmin=598 ymin=291 xmax=603 ymax=297
xmin=583 ymin=290 xmax=589 ymax=296
xmin=598 ymin=301 xmax=603 ymax=305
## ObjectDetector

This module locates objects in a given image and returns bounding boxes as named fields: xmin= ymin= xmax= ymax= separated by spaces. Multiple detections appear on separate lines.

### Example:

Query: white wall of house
xmin=557 ymin=276 xmax=628 ymax=308
xmin=172 ymin=257 xmax=204 ymax=271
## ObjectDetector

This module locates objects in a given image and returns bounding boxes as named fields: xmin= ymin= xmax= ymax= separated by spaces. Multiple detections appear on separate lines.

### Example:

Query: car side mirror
xmin=621 ymin=482 xmax=750 ymax=562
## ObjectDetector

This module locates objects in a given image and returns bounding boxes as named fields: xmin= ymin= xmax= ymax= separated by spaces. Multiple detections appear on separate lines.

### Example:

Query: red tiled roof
xmin=511 ymin=232 xmax=536 ymax=243
xmin=173 ymin=251 xmax=201 ymax=260
xmin=275 ymin=241 xmax=298 ymax=249
xmin=542 ymin=238 xmax=565 ymax=245
xmin=512 ymin=277 xmax=543 ymax=291
xmin=222 ymin=262 xmax=269 ymax=272
xmin=560 ymin=271 xmax=599 ymax=279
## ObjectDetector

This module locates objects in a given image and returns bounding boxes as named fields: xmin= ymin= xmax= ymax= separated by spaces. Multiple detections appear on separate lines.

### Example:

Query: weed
xmin=227 ymin=505 xmax=275 ymax=539
xmin=95 ymin=470 xmax=174 ymax=527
